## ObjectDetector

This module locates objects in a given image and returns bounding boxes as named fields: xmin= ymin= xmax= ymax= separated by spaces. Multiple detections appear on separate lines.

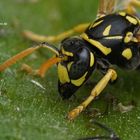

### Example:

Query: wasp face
xmin=57 ymin=37 xmax=96 ymax=99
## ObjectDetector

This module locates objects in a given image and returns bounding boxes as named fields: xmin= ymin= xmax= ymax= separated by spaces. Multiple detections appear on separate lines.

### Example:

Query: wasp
xmin=0 ymin=0 xmax=140 ymax=122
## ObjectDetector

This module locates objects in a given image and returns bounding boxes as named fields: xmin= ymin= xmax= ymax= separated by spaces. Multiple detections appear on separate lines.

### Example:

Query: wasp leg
xmin=123 ymin=0 xmax=140 ymax=15
xmin=67 ymin=69 xmax=117 ymax=121
xmin=97 ymin=0 xmax=107 ymax=18
xmin=0 ymin=43 xmax=61 ymax=75
xmin=22 ymin=23 xmax=89 ymax=43
xmin=79 ymin=120 xmax=120 ymax=140
xmin=106 ymin=0 xmax=116 ymax=14
xmin=97 ymin=0 xmax=116 ymax=18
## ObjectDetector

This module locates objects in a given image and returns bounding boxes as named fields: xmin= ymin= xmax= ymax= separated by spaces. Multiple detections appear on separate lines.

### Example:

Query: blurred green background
xmin=0 ymin=0 xmax=140 ymax=140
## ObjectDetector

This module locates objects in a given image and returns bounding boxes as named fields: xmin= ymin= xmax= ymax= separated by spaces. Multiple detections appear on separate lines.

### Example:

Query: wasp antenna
xmin=0 ymin=46 xmax=40 ymax=72
xmin=41 ymin=42 xmax=60 ymax=56
xmin=0 ymin=43 xmax=60 ymax=72
xmin=37 ymin=56 xmax=62 ymax=78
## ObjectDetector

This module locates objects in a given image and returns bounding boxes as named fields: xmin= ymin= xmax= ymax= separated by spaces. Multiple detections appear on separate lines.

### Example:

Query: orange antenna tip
xmin=38 ymin=57 xmax=62 ymax=78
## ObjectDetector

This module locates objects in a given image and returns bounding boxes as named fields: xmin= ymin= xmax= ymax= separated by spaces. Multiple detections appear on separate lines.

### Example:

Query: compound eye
xmin=61 ymin=48 xmax=74 ymax=58
xmin=69 ymin=48 xmax=90 ymax=79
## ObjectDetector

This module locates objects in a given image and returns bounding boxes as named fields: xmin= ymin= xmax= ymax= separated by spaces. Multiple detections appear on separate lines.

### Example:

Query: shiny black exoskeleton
xmin=58 ymin=12 xmax=140 ymax=99
xmin=84 ymin=13 xmax=140 ymax=69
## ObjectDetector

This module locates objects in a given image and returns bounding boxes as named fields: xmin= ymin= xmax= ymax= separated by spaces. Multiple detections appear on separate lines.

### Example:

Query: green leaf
xmin=0 ymin=0 xmax=140 ymax=140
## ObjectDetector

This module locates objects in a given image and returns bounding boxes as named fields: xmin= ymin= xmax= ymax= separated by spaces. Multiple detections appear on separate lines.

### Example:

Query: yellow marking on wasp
xmin=89 ymin=20 xmax=104 ymax=29
xmin=58 ymin=63 xmax=70 ymax=84
xmin=119 ymin=12 xmax=126 ymax=16
xmin=81 ymin=33 xmax=111 ymax=55
xmin=103 ymin=25 xmax=112 ymax=36
xmin=126 ymin=16 xmax=138 ymax=25
xmin=104 ymin=36 xmax=123 ymax=39
xmin=124 ymin=32 xmax=138 ymax=43
xmin=132 ymin=37 xmax=138 ymax=42
xmin=67 ymin=62 xmax=73 ymax=71
xmin=62 ymin=48 xmax=73 ymax=57
xmin=90 ymin=52 xmax=94 ymax=67
xmin=124 ymin=32 xmax=133 ymax=43
xmin=71 ymin=72 xmax=88 ymax=86
xmin=122 ymin=48 xmax=132 ymax=60
xmin=135 ymin=17 xmax=140 ymax=24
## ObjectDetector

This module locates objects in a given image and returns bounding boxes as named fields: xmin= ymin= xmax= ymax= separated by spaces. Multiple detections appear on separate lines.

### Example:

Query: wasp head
xmin=57 ymin=37 xmax=96 ymax=99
